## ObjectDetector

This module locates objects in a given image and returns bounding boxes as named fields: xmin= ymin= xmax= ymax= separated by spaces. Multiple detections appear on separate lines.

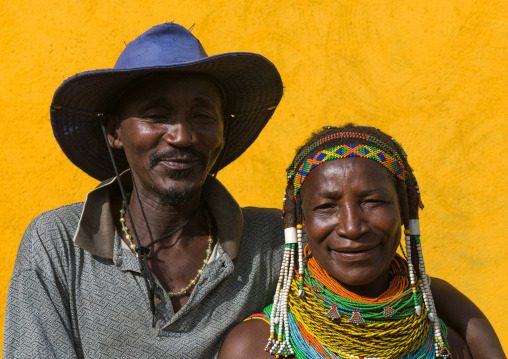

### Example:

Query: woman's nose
xmin=335 ymin=204 xmax=366 ymax=240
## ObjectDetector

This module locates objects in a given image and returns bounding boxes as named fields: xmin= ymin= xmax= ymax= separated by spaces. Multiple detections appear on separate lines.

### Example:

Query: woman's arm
xmin=447 ymin=324 xmax=472 ymax=359
xmin=219 ymin=319 xmax=284 ymax=359
xmin=431 ymin=277 xmax=506 ymax=359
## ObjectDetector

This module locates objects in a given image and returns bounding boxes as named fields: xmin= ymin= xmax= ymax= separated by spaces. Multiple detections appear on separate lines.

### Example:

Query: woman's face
xmin=302 ymin=157 xmax=402 ymax=297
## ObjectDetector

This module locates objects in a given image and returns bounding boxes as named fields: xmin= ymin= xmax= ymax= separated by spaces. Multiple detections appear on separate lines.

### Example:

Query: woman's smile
xmin=302 ymin=157 xmax=402 ymax=297
xmin=330 ymin=243 xmax=380 ymax=261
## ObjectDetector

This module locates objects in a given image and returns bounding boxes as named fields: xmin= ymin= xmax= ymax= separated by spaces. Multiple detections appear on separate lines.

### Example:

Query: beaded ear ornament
xmin=266 ymin=127 xmax=450 ymax=358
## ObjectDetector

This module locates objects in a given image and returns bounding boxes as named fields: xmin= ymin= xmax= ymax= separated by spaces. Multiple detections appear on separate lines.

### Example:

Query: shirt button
xmin=154 ymin=295 xmax=162 ymax=305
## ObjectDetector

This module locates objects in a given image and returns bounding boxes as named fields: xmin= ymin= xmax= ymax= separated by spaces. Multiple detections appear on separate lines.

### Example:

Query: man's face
xmin=109 ymin=73 xmax=224 ymax=204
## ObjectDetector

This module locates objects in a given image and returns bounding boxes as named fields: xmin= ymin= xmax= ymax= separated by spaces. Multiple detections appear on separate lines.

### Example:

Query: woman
xmin=220 ymin=124 xmax=505 ymax=358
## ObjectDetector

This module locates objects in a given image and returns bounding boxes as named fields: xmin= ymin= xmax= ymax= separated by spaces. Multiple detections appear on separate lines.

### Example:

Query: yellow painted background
xmin=1 ymin=0 xmax=507 ymax=352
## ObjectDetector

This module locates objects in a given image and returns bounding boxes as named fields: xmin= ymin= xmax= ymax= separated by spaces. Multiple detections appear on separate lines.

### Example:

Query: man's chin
xmin=163 ymin=167 xmax=194 ymax=179
xmin=152 ymin=167 xmax=209 ymax=205
xmin=154 ymin=186 xmax=198 ymax=205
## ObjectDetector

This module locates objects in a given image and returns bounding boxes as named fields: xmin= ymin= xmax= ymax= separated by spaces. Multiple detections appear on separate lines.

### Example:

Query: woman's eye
xmin=363 ymin=198 xmax=389 ymax=207
xmin=313 ymin=203 xmax=336 ymax=211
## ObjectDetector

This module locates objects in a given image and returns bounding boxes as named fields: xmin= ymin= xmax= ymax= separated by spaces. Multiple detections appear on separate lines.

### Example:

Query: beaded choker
xmin=264 ymin=251 xmax=450 ymax=359
xmin=119 ymin=194 xmax=214 ymax=297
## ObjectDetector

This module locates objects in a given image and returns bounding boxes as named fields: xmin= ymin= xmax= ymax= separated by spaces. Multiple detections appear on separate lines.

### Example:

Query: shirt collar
xmin=73 ymin=170 xmax=244 ymax=260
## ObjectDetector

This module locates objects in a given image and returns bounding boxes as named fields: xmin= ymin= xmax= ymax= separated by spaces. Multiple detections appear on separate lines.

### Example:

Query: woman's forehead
xmin=303 ymin=158 xmax=396 ymax=196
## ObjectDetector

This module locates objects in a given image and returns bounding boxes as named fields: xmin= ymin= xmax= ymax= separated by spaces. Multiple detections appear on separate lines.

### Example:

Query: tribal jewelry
xmin=266 ymin=225 xmax=304 ymax=357
xmin=119 ymin=194 xmax=214 ymax=297
xmin=120 ymin=193 xmax=137 ymax=255
xmin=264 ymin=253 xmax=449 ymax=359
xmin=291 ymin=130 xmax=406 ymax=173
xmin=294 ymin=144 xmax=406 ymax=196
xmin=293 ymin=252 xmax=429 ymax=357
xmin=270 ymin=125 xmax=451 ymax=358
xmin=167 ymin=215 xmax=213 ymax=297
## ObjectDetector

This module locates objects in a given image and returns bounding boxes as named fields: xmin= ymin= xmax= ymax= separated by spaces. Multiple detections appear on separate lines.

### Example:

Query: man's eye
xmin=193 ymin=113 xmax=216 ymax=120
xmin=144 ymin=113 xmax=167 ymax=120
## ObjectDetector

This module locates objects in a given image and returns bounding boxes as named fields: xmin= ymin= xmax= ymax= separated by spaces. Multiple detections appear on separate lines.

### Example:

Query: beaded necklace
xmin=264 ymin=250 xmax=450 ymax=359
xmin=119 ymin=194 xmax=214 ymax=297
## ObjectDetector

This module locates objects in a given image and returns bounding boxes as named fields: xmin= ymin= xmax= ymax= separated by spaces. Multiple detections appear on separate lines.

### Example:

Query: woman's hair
xmin=284 ymin=123 xmax=421 ymax=227
xmin=282 ymin=123 xmax=424 ymax=275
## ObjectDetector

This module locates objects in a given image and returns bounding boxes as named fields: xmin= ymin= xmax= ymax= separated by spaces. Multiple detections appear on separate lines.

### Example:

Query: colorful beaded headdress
xmin=266 ymin=125 xmax=450 ymax=358
xmin=294 ymin=143 xmax=406 ymax=195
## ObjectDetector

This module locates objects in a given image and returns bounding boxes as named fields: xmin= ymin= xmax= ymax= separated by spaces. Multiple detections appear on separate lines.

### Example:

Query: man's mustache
xmin=149 ymin=148 xmax=206 ymax=169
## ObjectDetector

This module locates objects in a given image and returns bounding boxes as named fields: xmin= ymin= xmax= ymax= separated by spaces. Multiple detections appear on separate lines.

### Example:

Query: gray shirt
xmin=3 ymin=175 xmax=283 ymax=358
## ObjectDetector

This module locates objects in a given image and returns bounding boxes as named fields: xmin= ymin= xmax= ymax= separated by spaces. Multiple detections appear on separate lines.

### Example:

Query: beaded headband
xmin=293 ymin=144 xmax=406 ymax=195
xmin=290 ymin=130 xmax=405 ymax=173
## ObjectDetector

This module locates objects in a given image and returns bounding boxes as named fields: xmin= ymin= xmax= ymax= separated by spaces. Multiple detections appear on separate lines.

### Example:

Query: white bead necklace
xmin=119 ymin=194 xmax=214 ymax=297
xmin=120 ymin=194 xmax=137 ymax=255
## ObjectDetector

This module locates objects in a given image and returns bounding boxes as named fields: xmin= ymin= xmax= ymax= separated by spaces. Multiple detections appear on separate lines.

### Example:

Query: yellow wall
xmin=1 ymin=0 xmax=507 ymax=352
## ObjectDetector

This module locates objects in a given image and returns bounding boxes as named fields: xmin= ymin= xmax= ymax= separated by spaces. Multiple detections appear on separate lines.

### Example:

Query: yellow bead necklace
xmin=119 ymin=194 xmax=214 ymax=297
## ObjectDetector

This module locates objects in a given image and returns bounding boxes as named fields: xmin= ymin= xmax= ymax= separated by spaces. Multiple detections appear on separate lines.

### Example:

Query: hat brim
xmin=51 ymin=52 xmax=283 ymax=181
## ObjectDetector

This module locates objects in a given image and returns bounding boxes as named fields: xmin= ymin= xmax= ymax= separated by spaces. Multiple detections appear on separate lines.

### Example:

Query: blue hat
xmin=51 ymin=23 xmax=283 ymax=181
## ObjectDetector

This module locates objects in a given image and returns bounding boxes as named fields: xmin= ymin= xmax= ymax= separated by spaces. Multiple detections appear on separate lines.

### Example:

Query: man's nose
xmin=162 ymin=120 xmax=196 ymax=148
xmin=335 ymin=204 xmax=366 ymax=240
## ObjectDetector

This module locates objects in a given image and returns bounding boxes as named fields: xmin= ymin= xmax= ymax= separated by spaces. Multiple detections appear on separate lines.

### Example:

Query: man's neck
xmin=116 ymin=180 xmax=215 ymax=312
xmin=124 ymin=186 xmax=208 ymax=248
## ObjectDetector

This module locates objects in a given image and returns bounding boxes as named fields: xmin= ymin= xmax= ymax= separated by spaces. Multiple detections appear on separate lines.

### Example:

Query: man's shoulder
xmin=22 ymin=202 xmax=84 ymax=248
xmin=14 ymin=202 xmax=85 ymax=273
xmin=241 ymin=207 xmax=282 ymax=226
xmin=240 ymin=207 xmax=283 ymax=244
xmin=29 ymin=202 xmax=84 ymax=230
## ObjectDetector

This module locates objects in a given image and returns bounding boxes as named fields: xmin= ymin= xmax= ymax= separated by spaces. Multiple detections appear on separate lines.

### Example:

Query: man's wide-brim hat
xmin=51 ymin=23 xmax=283 ymax=181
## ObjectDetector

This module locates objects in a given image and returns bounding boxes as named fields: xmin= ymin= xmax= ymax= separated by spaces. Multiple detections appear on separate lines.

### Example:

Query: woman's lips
xmin=331 ymin=245 xmax=379 ymax=260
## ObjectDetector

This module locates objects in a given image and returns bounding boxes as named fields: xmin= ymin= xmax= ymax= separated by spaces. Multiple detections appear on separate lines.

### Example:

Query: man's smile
xmin=157 ymin=157 xmax=201 ymax=170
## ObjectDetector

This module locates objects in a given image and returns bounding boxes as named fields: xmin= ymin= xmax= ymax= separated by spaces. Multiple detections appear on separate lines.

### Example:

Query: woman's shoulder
xmin=219 ymin=315 xmax=275 ymax=359
xmin=430 ymin=276 xmax=506 ymax=359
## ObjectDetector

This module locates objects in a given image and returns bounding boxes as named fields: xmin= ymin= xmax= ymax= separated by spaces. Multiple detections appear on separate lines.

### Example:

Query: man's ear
xmin=104 ymin=114 xmax=123 ymax=149
xmin=302 ymin=215 xmax=306 ymax=234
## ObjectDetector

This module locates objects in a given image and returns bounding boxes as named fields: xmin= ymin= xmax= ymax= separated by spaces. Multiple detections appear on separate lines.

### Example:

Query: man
xmin=4 ymin=23 xmax=284 ymax=358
